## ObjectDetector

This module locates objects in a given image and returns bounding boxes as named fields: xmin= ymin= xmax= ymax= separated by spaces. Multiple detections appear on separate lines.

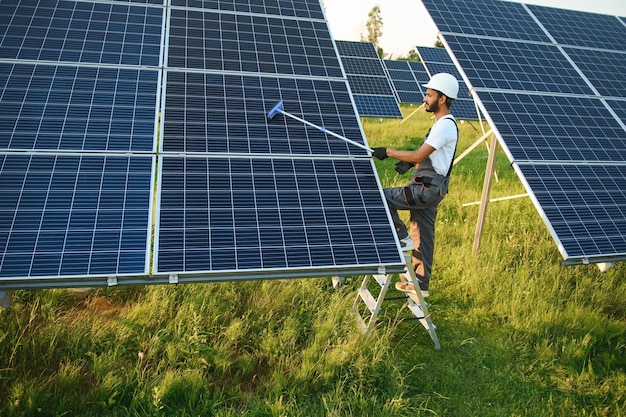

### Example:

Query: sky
xmin=323 ymin=0 xmax=626 ymax=58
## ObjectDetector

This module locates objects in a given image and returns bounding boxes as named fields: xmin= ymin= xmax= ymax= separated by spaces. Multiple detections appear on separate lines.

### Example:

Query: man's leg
xmin=383 ymin=187 xmax=411 ymax=239
xmin=409 ymin=207 xmax=437 ymax=292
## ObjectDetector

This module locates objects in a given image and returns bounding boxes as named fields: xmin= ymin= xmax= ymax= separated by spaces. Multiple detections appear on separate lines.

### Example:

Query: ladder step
xmin=357 ymin=288 xmax=378 ymax=312
xmin=406 ymin=302 xmax=425 ymax=319
xmin=372 ymin=274 xmax=388 ymax=287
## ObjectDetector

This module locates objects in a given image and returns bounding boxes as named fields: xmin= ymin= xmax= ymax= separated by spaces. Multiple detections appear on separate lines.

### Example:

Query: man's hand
xmin=395 ymin=161 xmax=413 ymax=175
xmin=372 ymin=147 xmax=388 ymax=160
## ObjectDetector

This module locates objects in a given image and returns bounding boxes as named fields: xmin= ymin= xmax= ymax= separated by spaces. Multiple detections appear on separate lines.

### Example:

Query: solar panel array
xmin=383 ymin=59 xmax=428 ymax=104
xmin=335 ymin=40 xmax=403 ymax=118
xmin=421 ymin=0 xmax=626 ymax=265
xmin=0 ymin=0 xmax=405 ymax=290
xmin=416 ymin=46 xmax=480 ymax=120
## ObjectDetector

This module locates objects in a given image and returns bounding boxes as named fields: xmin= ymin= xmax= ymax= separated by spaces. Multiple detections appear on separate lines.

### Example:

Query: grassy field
xmin=2 ymin=105 xmax=625 ymax=416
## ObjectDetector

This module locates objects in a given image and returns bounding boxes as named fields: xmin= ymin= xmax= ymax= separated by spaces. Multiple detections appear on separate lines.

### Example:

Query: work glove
xmin=395 ymin=161 xmax=413 ymax=175
xmin=372 ymin=147 xmax=388 ymax=160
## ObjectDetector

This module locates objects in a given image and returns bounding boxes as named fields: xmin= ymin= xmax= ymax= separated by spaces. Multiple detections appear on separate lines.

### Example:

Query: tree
xmin=399 ymin=49 xmax=421 ymax=61
xmin=360 ymin=5 xmax=385 ymax=58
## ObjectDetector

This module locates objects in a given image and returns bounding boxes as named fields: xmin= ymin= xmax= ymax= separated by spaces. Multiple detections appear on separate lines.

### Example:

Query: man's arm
xmin=384 ymin=143 xmax=436 ymax=165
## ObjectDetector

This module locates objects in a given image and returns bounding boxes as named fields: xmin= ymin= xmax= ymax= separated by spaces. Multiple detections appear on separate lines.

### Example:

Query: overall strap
xmin=441 ymin=115 xmax=459 ymax=178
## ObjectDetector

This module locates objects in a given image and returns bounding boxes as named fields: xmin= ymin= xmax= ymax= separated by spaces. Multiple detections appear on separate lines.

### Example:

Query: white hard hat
xmin=422 ymin=73 xmax=459 ymax=100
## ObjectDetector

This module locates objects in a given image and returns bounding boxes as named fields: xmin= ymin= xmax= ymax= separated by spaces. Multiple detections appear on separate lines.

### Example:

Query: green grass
xmin=2 ymin=105 xmax=626 ymax=416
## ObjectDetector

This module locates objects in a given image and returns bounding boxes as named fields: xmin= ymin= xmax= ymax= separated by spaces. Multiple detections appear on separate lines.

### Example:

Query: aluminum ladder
xmin=351 ymin=253 xmax=441 ymax=350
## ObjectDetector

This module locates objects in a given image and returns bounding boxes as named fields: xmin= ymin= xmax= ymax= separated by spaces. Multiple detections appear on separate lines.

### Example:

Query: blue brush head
xmin=267 ymin=101 xmax=284 ymax=120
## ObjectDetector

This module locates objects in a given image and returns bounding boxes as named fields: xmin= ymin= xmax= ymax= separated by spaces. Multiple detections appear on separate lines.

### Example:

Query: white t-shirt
xmin=424 ymin=115 xmax=458 ymax=176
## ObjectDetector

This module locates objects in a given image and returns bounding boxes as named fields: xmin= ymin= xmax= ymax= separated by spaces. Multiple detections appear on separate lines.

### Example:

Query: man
xmin=372 ymin=73 xmax=459 ymax=298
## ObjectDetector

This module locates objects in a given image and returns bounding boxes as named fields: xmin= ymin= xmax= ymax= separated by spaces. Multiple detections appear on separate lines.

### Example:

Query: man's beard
xmin=425 ymin=100 xmax=439 ymax=113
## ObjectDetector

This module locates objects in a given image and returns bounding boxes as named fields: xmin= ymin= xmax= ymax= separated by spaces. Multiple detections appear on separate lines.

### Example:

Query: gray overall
xmin=383 ymin=117 xmax=457 ymax=292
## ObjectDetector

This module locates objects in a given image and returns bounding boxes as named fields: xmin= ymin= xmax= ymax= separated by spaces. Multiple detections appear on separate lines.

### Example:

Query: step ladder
xmin=351 ymin=254 xmax=441 ymax=350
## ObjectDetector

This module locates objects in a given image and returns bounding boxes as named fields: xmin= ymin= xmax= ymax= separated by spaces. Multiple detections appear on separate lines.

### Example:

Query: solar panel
xmin=0 ymin=0 xmax=406 ymax=290
xmin=563 ymin=48 xmax=626 ymax=98
xmin=528 ymin=5 xmax=626 ymax=50
xmin=441 ymin=35 xmax=595 ymax=95
xmin=416 ymin=46 xmax=480 ymax=120
xmin=0 ymin=62 xmax=159 ymax=152
xmin=335 ymin=40 xmax=402 ymax=118
xmin=420 ymin=0 xmax=626 ymax=264
xmin=167 ymin=7 xmax=341 ymax=77
xmin=0 ymin=0 xmax=163 ymax=66
xmin=383 ymin=60 xmax=426 ymax=104
xmin=171 ymin=0 xmax=325 ymax=19
xmin=155 ymin=156 xmax=401 ymax=275
xmin=155 ymin=5 xmax=405 ymax=279
xmin=408 ymin=61 xmax=431 ymax=83
xmin=162 ymin=71 xmax=367 ymax=156
xmin=478 ymin=91 xmax=626 ymax=163
xmin=421 ymin=0 xmax=551 ymax=42
xmin=516 ymin=163 xmax=626 ymax=263
xmin=0 ymin=153 xmax=153 ymax=282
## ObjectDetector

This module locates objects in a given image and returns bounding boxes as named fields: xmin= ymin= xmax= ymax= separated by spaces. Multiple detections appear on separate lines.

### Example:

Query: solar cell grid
xmin=346 ymin=75 xmax=396 ymax=96
xmin=528 ymin=5 xmax=626 ymax=50
xmin=408 ymin=61 xmax=430 ymax=83
xmin=341 ymin=56 xmax=388 ymax=77
xmin=0 ymin=62 xmax=158 ymax=152
xmin=479 ymin=91 xmax=626 ymax=162
xmin=0 ymin=0 xmax=163 ymax=66
xmin=162 ymin=71 xmax=367 ymax=156
xmin=416 ymin=47 xmax=450 ymax=64
xmin=421 ymin=0 xmax=550 ymax=42
xmin=0 ymin=153 xmax=152 ymax=278
xmin=352 ymin=95 xmax=402 ymax=118
xmin=156 ymin=156 xmax=401 ymax=274
xmin=564 ymin=48 xmax=626 ymax=98
xmin=607 ymin=100 xmax=626 ymax=125
xmin=517 ymin=163 xmax=626 ymax=260
xmin=383 ymin=60 xmax=426 ymax=104
xmin=335 ymin=41 xmax=402 ymax=118
xmin=335 ymin=40 xmax=378 ymax=58
xmin=443 ymin=35 xmax=595 ymax=95
xmin=171 ymin=0 xmax=324 ymax=19
xmin=167 ymin=7 xmax=341 ymax=77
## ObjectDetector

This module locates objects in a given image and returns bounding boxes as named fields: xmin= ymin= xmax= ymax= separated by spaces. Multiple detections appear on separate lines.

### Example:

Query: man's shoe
xmin=395 ymin=281 xmax=429 ymax=298
xmin=399 ymin=236 xmax=415 ymax=251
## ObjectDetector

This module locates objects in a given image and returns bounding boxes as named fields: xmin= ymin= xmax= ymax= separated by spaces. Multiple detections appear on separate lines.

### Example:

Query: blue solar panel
xmin=0 ymin=0 xmax=406 ymax=288
xmin=167 ymin=7 xmax=341 ymax=77
xmin=155 ymin=156 xmax=402 ymax=275
xmin=352 ymin=95 xmax=402 ymax=118
xmin=162 ymin=71 xmax=367 ymax=156
xmin=335 ymin=41 xmax=402 ymax=118
xmin=421 ymin=0 xmax=626 ymax=264
xmin=607 ymin=100 xmax=626 ymax=125
xmin=0 ymin=0 xmax=163 ymax=66
xmin=0 ymin=154 xmax=153 ymax=279
xmin=421 ymin=0 xmax=550 ymax=42
xmin=408 ymin=61 xmax=430 ymax=83
xmin=416 ymin=47 xmax=450 ymax=64
xmin=442 ymin=35 xmax=596 ymax=95
xmin=171 ymin=0 xmax=324 ymax=19
xmin=335 ymin=40 xmax=379 ymax=58
xmin=528 ymin=5 xmax=626 ymax=50
xmin=517 ymin=163 xmax=626 ymax=262
xmin=479 ymin=91 xmax=626 ymax=163
xmin=0 ymin=63 xmax=159 ymax=152
xmin=564 ymin=48 xmax=626 ymax=98
xmin=342 ymin=57 xmax=388 ymax=77
xmin=383 ymin=60 xmax=425 ymax=104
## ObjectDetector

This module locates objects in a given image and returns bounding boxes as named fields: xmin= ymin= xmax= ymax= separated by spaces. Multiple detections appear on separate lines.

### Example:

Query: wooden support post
xmin=473 ymin=133 xmax=499 ymax=253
